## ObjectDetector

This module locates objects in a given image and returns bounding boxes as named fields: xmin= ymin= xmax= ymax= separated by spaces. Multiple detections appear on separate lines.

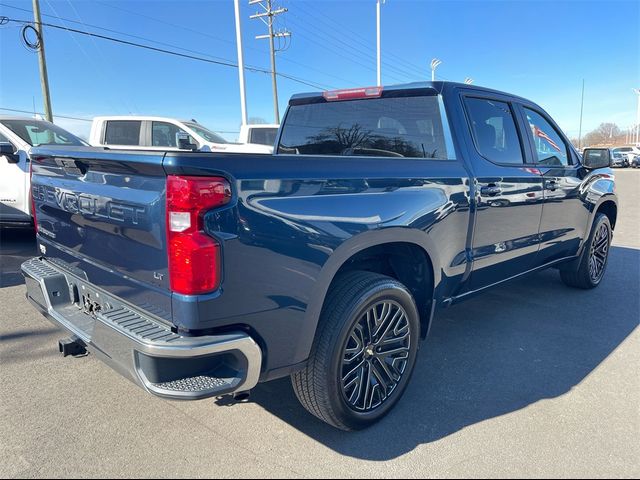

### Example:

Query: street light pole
xmin=633 ymin=88 xmax=640 ymax=145
xmin=578 ymin=79 xmax=585 ymax=150
xmin=233 ymin=0 xmax=248 ymax=126
xmin=376 ymin=0 xmax=384 ymax=86
xmin=430 ymin=58 xmax=441 ymax=82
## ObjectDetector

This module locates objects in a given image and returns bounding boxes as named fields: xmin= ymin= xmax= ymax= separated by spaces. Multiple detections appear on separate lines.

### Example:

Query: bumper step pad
xmin=154 ymin=374 xmax=231 ymax=393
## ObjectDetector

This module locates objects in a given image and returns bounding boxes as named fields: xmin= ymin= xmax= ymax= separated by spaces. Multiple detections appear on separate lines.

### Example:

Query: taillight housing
xmin=166 ymin=175 xmax=231 ymax=295
xmin=30 ymin=160 xmax=38 ymax=233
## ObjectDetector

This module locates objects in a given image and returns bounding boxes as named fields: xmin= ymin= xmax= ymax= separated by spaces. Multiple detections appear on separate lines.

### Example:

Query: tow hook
xmin=58 ymin=336 xmax=87 ymax=357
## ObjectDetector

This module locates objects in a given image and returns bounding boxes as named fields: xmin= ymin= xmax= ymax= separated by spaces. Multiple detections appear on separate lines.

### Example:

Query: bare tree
xmin=583 ymin=122 xmax=623 ymax=147
xmin=247 ymin=117 xmax=269 ymax=125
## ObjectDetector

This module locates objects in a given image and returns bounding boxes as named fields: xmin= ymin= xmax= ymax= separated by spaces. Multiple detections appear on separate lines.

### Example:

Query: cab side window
xmin=465 ymin=97 xmax=524 ymax=164
xmin=151 ymin=122 xmax=191 ymax=148
xmin=524 ymin=108 xmax=569 ymax=166
xmin=104 ymin=121 xmax=142 ymax=146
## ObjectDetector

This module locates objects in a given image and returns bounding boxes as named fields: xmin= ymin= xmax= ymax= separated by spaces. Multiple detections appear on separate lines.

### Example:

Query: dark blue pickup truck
xmin=23 ymin=82 xmax=617 ymax=430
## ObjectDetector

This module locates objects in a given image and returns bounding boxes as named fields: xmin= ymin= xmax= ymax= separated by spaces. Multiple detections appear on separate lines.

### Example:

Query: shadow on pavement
xmin=0 ymin=228 xmax=36 ymax=288
xmin=247 ymin=246 xmax=640 ymax=460
xmin=0 ymin=327 xmax=60 ymax=343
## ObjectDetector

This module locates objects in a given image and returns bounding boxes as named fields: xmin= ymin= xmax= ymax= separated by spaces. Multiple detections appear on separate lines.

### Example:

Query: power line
xmin=58 ymin=0 xmax=140 ymax=113
xmin=285 ymin=9 xmax=418 ymax=84
xmin=0 ymin=15 xmax=331 ymax=90
xmin=0 ymin=1 xmax=354 ymax=88
xmin=291 ymin=1 xmax=427 ymax=80
xmin=283 ymin=20 xmax=408 ymax=85
xmin=0 ymin=106 xmax=91 ymax=121
xmin=91 ymin=1 xmax=345 ymax=87
xmin=290 ymin=0 xmax=456 ymax=82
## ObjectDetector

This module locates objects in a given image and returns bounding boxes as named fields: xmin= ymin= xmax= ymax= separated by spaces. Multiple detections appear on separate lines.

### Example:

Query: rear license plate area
xmin=78 ymin=285 xmax=104 ymax=316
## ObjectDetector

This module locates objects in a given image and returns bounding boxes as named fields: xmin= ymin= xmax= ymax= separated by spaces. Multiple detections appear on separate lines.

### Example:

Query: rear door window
xmin=104 ymin=120 xmax=142 ymax=146
xmin=523 ymin=108 xmax=569 ymax=166
xmin=249 ymin=128 xmax=278 ymax=146
xmin=278 ymin=95 xmax=454 ymax=159
xmin=464 ymin=97 xmax=524 ymax=164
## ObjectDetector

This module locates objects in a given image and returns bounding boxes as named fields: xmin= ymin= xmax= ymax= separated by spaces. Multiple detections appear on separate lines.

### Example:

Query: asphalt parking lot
xmin=1 ymin=170 xmax=638 ymax=478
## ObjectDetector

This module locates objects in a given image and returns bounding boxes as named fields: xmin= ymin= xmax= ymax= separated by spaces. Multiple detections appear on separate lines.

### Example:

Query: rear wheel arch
xmin=596 ymin=199 xmax=617 ymax=230
xmin=300 ymin=229 xmax=441 ymax=363
xmin=329 ymin=242 xmax=435 ymax=338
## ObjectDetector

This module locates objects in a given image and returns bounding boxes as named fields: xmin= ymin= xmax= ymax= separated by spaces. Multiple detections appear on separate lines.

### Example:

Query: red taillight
xmin=166 ymin=175 xmax=231 ymax=295
xmin=323 ymin=86 xmax=383 ymax=101
xmin=30 ymin=160 xmax=38 ymax=233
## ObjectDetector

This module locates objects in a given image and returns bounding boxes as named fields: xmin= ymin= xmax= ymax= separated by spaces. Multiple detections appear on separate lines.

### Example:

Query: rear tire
xmin=291 ymin=271 xmax=421 ymax=431
xmin=560 ymin=213 xmax=612 ymax=289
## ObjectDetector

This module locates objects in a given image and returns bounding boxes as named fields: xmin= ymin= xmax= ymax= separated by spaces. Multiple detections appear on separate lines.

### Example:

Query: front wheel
xmin=560 ymin=213 xmax=612 ymax=289
xmin=291 ymin=271 xmax=421 ymax=430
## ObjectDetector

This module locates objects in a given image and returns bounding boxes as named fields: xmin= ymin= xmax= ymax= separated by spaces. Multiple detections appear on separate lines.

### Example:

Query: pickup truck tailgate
xmin=30 ymin=147 xmax=172 ymax=323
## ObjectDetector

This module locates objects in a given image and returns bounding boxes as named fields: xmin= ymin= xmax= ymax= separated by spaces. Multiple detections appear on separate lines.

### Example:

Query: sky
xmin=0 ymin=0 xmax=639 ymax=141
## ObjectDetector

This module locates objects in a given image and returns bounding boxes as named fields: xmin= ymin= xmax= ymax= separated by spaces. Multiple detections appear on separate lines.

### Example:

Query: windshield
xmin=0 ymin=119 xmax=85 ymax=147
xmin=278 ymin=95 xmax=453 ymax=159
xmin=183 ymin=122 xmax=228 ymax=144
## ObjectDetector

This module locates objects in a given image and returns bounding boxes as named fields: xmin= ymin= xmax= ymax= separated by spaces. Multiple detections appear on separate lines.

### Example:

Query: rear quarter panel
xmin=164 ymin=152 xmax=471 ymax=376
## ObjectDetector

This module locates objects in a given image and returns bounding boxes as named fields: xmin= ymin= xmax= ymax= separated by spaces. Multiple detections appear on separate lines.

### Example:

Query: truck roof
xmin=289 ymin=81 xmax=532 ymax=105
xmin=91 ymin=115 xmax=197 ymax=124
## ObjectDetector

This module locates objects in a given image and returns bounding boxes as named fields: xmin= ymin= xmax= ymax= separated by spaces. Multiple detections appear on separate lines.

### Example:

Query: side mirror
xmin=176 ymin=132 xmax=198 ymax=151
xmin=582 ymin=148 xmax=611 ymax=169
xmin=0 ymin=142 xmax=19 ymax=163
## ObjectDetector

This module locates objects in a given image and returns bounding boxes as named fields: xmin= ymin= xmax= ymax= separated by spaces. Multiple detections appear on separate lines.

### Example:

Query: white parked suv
xmin=0 ymin=116 xmax=86 ymax=227
xmin=89 ymin=116 xmax=272 ymax=154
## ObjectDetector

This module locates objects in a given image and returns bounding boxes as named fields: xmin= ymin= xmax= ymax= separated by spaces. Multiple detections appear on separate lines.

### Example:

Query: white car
xmin=613 ymin=146 xmax=640 ymax=165
xmin=237 ymin=124 xmax=279 ymax=148
xmin=0 ymin=115 xmax=86 ymax=227
xmin=89 ymin=116 xmax=272 ymax=154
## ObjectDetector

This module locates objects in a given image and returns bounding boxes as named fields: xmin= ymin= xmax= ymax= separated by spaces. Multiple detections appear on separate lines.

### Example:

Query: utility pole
xmin=32 ymin=0 xmax=53 ymax=122
xmin=250 ymin=0 xmax=290 ymax=123
xmin=233 ymin=0 xmax=248 ymax=126
xmin=578 ymin=79 xmax=585 ymax=150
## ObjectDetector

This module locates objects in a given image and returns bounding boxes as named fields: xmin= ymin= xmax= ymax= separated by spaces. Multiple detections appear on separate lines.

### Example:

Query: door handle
xmin=545 ymin=180 xmax=558 ymax=191
xmin=480 ymin=184 xmax=502 ymax=196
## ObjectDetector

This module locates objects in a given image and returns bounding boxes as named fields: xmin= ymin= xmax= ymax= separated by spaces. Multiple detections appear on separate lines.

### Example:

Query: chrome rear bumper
xmin=21 ymin=257 xmax=262 ymax=400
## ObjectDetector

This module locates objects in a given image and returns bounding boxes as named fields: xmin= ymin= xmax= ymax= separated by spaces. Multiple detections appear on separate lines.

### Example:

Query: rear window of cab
xmin=278 ymin=95 xmax=455 ymax=159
